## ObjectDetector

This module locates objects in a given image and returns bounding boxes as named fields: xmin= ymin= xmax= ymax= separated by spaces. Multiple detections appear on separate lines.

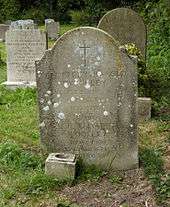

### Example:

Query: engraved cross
xmin=79 ymin=41 xmax=90 ymax=67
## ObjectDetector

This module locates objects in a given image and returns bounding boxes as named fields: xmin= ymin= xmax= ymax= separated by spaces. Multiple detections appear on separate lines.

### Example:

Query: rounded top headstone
xmin=98 ymin=8 xmax=147 ymax=59
xmin=45 ymin=19 xmax=55 ymax=24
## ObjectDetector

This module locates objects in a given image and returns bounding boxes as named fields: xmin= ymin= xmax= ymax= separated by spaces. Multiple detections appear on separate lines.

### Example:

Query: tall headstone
xmin=45 ymin=19 xmax=60 ymax=40
xmin=3 ymin=28 xmax=47 ymax=89
xmin=36 ymin=27 xmax=138 ymax=170
xmin=0 ymin=24 xmax=9 ymax=41
xmin=98 ymin=8 xmax=147 ymax=59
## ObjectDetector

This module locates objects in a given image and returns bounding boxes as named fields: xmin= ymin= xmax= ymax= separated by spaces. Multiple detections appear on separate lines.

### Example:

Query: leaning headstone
xmin=10 ymin=20 xmax=38 ymax=29
xmin=98 ymin=8 xmax=147 ymax=59
xmin=36 ymin=27 xmax=138 ymax=170
xmin=45 ymin=19 xmax=60 ymax=40
xmin=0 ymin=24 xmax=9 ymax=41
xmin=3 ymin=28 xmax=47 ymax=89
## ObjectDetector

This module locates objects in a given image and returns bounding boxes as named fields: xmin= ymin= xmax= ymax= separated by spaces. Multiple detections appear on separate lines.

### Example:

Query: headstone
xmin=45 ymin=19 xmax=55 ymax=24
xmin=0 ymin=24 xmax=9 ymax=41
xmin=3 ymin=28 xmax=47 ymax=89
xmin=36 ymin=27 xmax=138 ymax=170
xmin=138 ymin=97 xmax=151 ymax=122
xmin=5 ymin=20 xmax=12 ymax=25
xmin=45 ymin=20 xmax=60 ymax=40
xmin=10 ymin=20 xmax=38 ymax=29
xmin=98 ymin=8 xmax=147 ymax=59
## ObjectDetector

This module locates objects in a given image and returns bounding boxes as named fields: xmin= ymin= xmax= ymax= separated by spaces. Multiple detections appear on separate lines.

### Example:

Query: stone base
xmin=138 ymin=97 xmax=152 ymax=122
xmin=2 ymin=81 xmax=36 ymax=90
xmin=45 ymin=153 xmax=76 ymax=180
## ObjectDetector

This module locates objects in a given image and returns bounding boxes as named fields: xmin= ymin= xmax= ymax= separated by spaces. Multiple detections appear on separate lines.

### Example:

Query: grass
xmin=0 ymin=24 xmax=170 ymax=206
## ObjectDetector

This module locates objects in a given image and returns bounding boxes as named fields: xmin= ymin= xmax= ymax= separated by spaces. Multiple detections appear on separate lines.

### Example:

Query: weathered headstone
xmin=3 ymin=29 xmax=47 ymax=89
xmin=36 ymin=27 xmax=138 ymax=170
xmin=45 ymin=20 xmax=60 ymax=40
xmin=0 ymin=24 xmax=9 ymax=41
xmin=138 ymin=97 xmax=151 ymax=122
xmin=98 ymin=8 xmax=147 ymax=59
xmin=10 ymin=20 xmax=38 ymax=29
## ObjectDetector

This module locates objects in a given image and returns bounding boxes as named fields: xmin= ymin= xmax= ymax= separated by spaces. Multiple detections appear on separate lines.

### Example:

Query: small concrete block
xmin=138 ymin=97 xmax=151 ymax=122
xmin=45 ymin=153 xmax=76 ymax=180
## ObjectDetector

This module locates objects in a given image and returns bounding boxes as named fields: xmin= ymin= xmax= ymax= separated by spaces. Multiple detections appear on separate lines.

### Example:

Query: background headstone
xmin=45 ymin=20 xmax=60 ymax=40
xmin=10 ymin=20 xmax=38 ymax=29
xmin=45 ymin=19 xmax=55 ymax=24
xmin=3 ymin=29 xmax=47 ymax=89
xmin=36 ymin=27 xmax=138 ymax=170
xmin=138 ymin=97 xmax=151 ymax=122
xmin=98 ymin=8 xmax=147 ymax=59
xmin=0 ymin=24 xmax=9 ymax=41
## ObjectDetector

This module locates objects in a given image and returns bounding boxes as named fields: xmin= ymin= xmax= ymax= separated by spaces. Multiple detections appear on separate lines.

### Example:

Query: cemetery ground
xmin=0 ymin=25 xmax=169 ymax=207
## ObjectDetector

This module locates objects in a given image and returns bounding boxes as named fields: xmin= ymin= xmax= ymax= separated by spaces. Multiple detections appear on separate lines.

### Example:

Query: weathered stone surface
xmin=138 ymin=97 xmax=151 ymax=122
xmin=0 ymin=24 xmax=9 ymax=41
xmin=3 ymin=29 xmax=47 ymax=89
xmin=45 ymin=153 xmax=76 ymax=179
xmin=45 ymin=21 xmax=60 ymax=40
xmin=98 ymin=8 xmax=147 ymax=59
xmin=45 ymin=19 xmax=55 ymax=24
xmin=36 ymin=27 xmax=138 ymax=170
xmin=10 ymin=20 xmax=37 ymax=29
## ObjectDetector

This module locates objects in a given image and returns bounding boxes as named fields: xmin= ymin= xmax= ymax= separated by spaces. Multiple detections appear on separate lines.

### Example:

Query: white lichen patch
xmin=39 ymin=121 xmax=45 ymax=128
xmin=58 ymin=112 xmax=65 ymax=120
xmin=47 ymin=100 xmax=52 ymax=105
xmin=99 ymin=103 xmax=102 ymax=106
xmin=97 ymin=71 xmax=102 ymax=77
xmin=80 ymin=97 xmax=83 ymax=101
xmin=71 ymin=97 xmax=75 ymax=102
xmin=130 ymin=131 xmax=134 ymax=135
xmin=103 ymin=111 xmax=109 ymax=116
xmin=128 ymin=104 xmax=131 ymax=108
xmin=58 ymin=81 xmax=61 ymax=85
xmin=43 ymin=106 xmax=49 ymax=111
xmin=130 ymin=124 xmax=133 ymax=128
xmin=96 ymin=56 xmax=101 ymax=61
xmin=57 ymin=94 xmax=61 ymax=98
xmin=44 ymin=94 xmax=49 ymax=97
xmin=47 ymin=90 xmax=51 ymax=95
xmin=106 ymin=129 xmax=109 ymax=133
xmin=74 ymin=79 xmax=79 ymax=85
xmin=53 ymin=102 xmax=59 ymax=108
xmin=67 ymin=64 xmax=71 ymax=68
xmin=64 ymin=82 xmax=69 ymax=88
xmin=85 ymin=80 xmax=90 ymax=89
xmin=40 ymin=98 xmax=44 ymax=104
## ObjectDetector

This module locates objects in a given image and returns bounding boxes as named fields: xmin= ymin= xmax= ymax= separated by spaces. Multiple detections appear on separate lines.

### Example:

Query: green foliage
xmin=138 ymin=0 xmax=170 ymax=113
xmin=0 ymin=0 xmax=20 ymax=22
xmin=109 ymin=175 xmax=123 ymax=185
xmin=140 ymin=147 xmax=170 ymax=203
xmin=75 ymin=158 xmax=106 ymax=182
xmin=69 ymin=10 xmax=89 ymax=25
xmin=0 ymin=140 xmax=43 ymax=171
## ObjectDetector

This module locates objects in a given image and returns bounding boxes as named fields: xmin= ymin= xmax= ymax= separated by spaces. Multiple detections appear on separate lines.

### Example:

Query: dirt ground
xmin=58 ymin=169 xmax=160 ymax=207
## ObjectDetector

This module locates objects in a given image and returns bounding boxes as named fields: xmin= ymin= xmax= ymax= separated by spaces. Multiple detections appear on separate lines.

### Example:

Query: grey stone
xmin=98 ymin=8 xmax=147 ymax=59
xmin=36 ymin=27 xmax=138 ymax=171
xmin=0 ymin=24 xmax=9 ymax=41
xmin=10 ymin=20 xmax=37 ymax=29
xmin=45 ymin=153 xmax=76 ymax=179
xmin=45 ymin=19 xmax=55 ymax=24
xmin=138 ymin=97 xmax=151 ymax=122
xmin=2 ymin=29 xmax=47 ymax=89
xmin=45 ymin=21 xmax=60 ymax=40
